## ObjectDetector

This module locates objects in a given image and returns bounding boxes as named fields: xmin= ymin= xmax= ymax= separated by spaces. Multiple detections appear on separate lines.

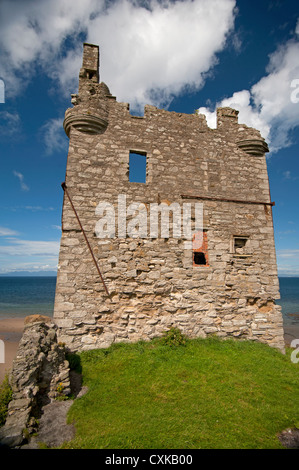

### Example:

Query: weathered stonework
xmin=0 ymin=315 xmax=70 ymax=447
xmin=54 ymin=43 xmax=285 ymax=352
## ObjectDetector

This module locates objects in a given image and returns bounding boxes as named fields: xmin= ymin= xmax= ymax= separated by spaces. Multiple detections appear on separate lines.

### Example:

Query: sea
xmin=0 ymin=276 xmax=57 ymax=319
xmin=0 ymin=276 xmax=298 ymax=327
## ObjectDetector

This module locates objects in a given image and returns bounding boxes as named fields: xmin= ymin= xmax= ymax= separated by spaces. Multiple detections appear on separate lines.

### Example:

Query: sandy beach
xmin=283 ymin=324 xmax=299 ymax=347
xmin=0 ymin=318 xmax=25 ymax=384
xmin=1 ymin=317 xmax=299 ymax=385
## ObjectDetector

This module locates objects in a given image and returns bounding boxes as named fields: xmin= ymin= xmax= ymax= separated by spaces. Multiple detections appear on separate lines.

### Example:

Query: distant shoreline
xmin=0 ymin=275 xmax=57 ymax=278
xmin=0 ymin=273 xmax=298 ymax=278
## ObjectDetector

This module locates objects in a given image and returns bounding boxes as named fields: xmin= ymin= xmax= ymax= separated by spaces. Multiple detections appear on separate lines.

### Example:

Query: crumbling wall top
xmin=79 ymin=43 xmax=100 ymax=87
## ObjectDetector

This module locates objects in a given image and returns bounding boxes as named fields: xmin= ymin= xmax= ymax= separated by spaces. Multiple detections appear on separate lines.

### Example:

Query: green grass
xmin=0 ymin=374 xmax=12 ymax=427
xmin=63 ymin=335 xmax=299 ymax=449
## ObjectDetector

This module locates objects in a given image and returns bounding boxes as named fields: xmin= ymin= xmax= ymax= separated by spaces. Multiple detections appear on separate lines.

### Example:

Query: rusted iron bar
xmin=61 ymin=182 xmax=111 ymax=300
xmin=181 ymin=194 xmax=275 ymax=207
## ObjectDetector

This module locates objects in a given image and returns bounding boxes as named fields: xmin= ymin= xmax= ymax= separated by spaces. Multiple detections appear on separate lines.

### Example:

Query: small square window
xmin=129 ymin=151 xmax=146 ymax=183
xmin=193 ymin=251 xmax=207 ymax=265
xmin=233 ymin=236 xmax=249 ymax=255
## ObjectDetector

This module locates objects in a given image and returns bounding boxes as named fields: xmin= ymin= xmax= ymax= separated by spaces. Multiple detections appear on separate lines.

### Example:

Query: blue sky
xmin=0 ymin=0 xmax=298 ymax=276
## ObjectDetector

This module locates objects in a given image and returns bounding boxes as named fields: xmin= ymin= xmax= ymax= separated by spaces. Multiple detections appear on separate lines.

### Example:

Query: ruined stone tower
xmin=54 ymin=43 xmax=285 ymax=352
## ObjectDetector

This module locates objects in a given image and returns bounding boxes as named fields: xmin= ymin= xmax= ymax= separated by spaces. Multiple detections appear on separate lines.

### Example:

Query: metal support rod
xmin=181 ymin=194 xmax=275 ymax=207
xmin=61 ymin=182 xmax=111 ymax=300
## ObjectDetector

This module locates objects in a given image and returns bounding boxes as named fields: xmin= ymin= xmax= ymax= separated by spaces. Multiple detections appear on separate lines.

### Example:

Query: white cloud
xmin=252 ymin=39 xmax=299 ymax=150
xmin=282 ymin=170 xmax=299 ymax=181
xmin=278 ymin=266 xmax=299 ymax=277
xmin=24 ymin=205 xmax=55 ymax=212
xmin=198 ymin=89 xmax=271 ymax=139
xmin=197 ymin=30 xmax=299 ymax=152
xmin=0 ymin=0 xmax=101 ymax=95
xmin=0 ymin=111 xmax=21 ymax=136
xmin=0 ymin=239 xmax=60 ymax=257
xmin=85 ymin=0 xmax=237 ymax=109
xmin=0 ymin=0 xmax=237 ymax=110
xmin=0 ymin=237 xmax=60 ymax=273
xmin=277 ymin=249 xmax=299 ymax=259
xmin=277 ymin=249 xmax=299 ymax=276
xmin=41 ymin=117 xmax=68 ymax=155
xmin=0 ymin=226 xmax=19 ymax=236
xmin=0 ymin=263 xmax=58 ymax=274
xmin=13 ymin=170 xmax=29 ymax=191
xmin=283 ymin=170 xmax=291 ymax=180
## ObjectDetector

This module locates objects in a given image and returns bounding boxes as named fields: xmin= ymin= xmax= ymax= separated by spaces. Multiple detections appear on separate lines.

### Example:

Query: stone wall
xmin=0 ymin=315 xmax=70 ymax=448
xmin=53 ymin=43 xmax=285 ymax=353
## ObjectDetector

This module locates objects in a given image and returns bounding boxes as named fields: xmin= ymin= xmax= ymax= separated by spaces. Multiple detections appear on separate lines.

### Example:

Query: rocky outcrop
xmin=0 ymin=315 xmax=71 ymax=448
xmin=278 ymin=428 xmax=299 ymax=449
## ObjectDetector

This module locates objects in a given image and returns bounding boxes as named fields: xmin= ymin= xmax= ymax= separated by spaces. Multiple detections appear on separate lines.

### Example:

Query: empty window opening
xmin=129 ymin=151 xmax=146 ymax=183
xmin=86 ymin=70 xmax=96 ymax=80
xmin=193 ymin=251 xmax=207 ymax=266
xmin=233 ymin=236 xmax=249 ymax=255
xmin=192 ymin=230 xmax=209 ymax=267
xmin=129 ymin=109 xmax=145 ymax=117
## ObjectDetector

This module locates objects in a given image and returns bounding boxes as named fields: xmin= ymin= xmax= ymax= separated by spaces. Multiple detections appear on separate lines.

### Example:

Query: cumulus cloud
xmin=199 ymin=90 xmax=271 ymax=139
xmin=0 ymin=0 xmax=101 ymax=95
xmin=198 ymin=29 xmax=299 ymax=152
xmin=3 ymin=0 xmax=298 ymax=153
xmin=0 ymin=0 xmax=237 ymax=110
xmin=85 ymin=0 xmax=237 ymax=109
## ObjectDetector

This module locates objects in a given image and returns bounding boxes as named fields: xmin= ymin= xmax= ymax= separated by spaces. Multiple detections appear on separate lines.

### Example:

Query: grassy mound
xmin=63 ymin=334 xmax=299 ymax=449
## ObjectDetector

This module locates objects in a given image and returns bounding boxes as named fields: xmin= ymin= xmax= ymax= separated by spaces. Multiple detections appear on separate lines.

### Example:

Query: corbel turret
xmin=217 ymin=107 xmax=269 ymax=156
xmin=63 ymin=43 xmax=110 ymax=137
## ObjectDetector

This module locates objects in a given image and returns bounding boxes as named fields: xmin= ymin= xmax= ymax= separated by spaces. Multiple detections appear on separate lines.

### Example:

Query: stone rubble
xmin=0 ymin=315 xmax=71 ymax=448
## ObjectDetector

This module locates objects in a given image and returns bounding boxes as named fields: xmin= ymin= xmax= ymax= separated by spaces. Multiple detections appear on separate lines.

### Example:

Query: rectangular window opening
xmin=193 ymin=230 xmax=209 ymax=267
xmin=129 ymin=151 xmax=146 ymax=183
xmin=193 ymin=251 xmax=207 ymax=266
xmin=233 ymin=236 xmax=250 ymax=255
